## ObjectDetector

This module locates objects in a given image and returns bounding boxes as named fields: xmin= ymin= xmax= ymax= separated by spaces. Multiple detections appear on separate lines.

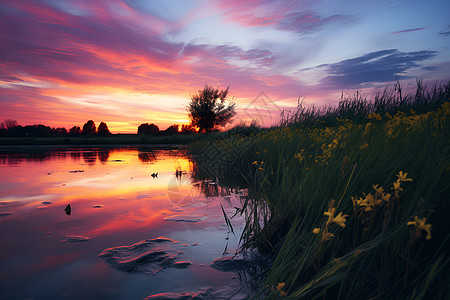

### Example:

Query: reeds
xmin=189 ymin=81 xmax=450 ymax=299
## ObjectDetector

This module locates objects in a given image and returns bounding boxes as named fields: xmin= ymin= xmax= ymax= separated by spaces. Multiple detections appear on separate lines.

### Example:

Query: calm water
xmin=0 ymin=147 xmax=250 ymax=299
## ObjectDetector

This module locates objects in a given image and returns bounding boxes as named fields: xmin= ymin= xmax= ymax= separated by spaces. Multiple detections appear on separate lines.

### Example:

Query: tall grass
xmin=280 ymin=80 xmax=449 ymax=128
xmin=188 ymin=81 xmax=450 ymax=299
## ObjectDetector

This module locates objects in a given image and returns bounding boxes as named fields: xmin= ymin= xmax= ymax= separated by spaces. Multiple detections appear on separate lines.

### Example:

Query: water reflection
xmin=0 ymin=147 xmax=253 ymax=299
xmin=138 ymin=149 xmax=156 ymax=163
xmin=0 ymin=147 xmax=173 ymax=166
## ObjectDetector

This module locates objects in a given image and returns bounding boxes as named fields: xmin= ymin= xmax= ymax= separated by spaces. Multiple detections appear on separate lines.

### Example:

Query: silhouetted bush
xmin=69 ymin=126 xmax=81 ymax=136
xmin=82 ymin=120 xmax=96 ymax=135
xmin=137 ymin=123 xmax=159 ymax=135
xmin=161 ymin=124 xmax=179 ymax=135
xmin=97 ymin=122 xmax=111 ymax=136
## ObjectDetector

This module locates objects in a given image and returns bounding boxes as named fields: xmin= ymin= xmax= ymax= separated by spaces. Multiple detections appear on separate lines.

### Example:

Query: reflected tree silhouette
xmin=97 ymin=149 xmax=110 ymax=163
xmin=82 ymin=151 xmax=96 ymax=165
xmin=70 ymin=151 xmax=81 ymax=161
xmin=138 ymin=149 xmax=156 ymax=163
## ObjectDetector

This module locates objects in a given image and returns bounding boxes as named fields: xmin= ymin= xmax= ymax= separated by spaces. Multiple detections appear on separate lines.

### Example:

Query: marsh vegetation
xmin=189 ymin=81 xmax=450 ymax=299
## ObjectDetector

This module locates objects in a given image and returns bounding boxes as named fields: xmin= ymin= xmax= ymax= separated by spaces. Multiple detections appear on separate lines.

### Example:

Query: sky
xmin=1 ymin=0 xmax=449 ymax=133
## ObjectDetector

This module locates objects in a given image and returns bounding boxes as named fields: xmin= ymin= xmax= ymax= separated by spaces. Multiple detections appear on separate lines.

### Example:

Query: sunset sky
xmin=1 ymin=0 xmax=449 ymax=133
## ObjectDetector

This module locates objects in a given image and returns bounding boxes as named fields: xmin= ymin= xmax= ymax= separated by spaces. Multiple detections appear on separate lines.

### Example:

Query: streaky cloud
xmin=392 ymin=27 xmax=429 ymax=34
xmin=319 ymin=49 xmax=437 ymax=87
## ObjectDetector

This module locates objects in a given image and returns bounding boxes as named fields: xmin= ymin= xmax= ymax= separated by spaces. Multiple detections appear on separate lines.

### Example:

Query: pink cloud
xmin=1 ymin=0 xmax=311 ymax=132
xmin=2 ymin=0 xmax=442 ymax=132
xmin=216 ymin=0 xmax=346 ymax=34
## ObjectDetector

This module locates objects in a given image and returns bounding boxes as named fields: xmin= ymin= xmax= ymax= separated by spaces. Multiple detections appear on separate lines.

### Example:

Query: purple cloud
xmin=319 ymin=49 xmax=437 ymax=87
xmin=278 ymin=11 xmax=345 ymax=34
xmin=392 ymin=27 xmax=429 ymax=34
xmin=219 ymin=0 xmax=348 ymax=35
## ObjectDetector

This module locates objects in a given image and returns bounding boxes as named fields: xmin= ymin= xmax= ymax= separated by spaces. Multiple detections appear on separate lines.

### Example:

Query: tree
xmin=137 ymin=123 xmax=159 ymax=135
xmin=161 ymin=124 xmax=179 ymax=135
xmin=4 ymin=119 xmax=18 ymax=130
xmin=82 ymin=120 xmax=96 ymax=135
xmin=69 ymin=126 xmax=81 ymax=135
xmin=53 ymin=127 xmax=68 ymax=136
xmin=97 ymin=122 xmax=111 ymax=135
xmin=187 ymin=85 xmax=236 ymax=132
xmin=0 ymin=122 xmax=5 ymax=136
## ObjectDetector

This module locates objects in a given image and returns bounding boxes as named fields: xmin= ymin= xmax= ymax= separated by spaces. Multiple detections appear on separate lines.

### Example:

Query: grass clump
xmin=189 ymin=81 xmax=450 ymax=299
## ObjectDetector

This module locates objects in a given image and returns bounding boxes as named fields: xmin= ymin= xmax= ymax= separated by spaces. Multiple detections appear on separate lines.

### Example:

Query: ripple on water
xmin=99 ymin=236 xmax=192 ymax=275
xmin=144 ymin=286 xmax=248 ymax=300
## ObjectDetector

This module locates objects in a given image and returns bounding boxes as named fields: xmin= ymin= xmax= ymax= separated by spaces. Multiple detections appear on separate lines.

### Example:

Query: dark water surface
xmin=0 ymin=147 xmax=250 ymax=299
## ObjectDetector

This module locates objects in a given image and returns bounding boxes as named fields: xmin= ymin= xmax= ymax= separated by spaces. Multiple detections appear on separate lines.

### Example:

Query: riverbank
xmin=189 ymin=82 xmax=450 ymax=299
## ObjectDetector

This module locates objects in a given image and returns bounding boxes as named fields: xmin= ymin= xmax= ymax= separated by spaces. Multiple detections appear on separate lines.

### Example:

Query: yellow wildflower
xmin=312 ymin=228 xmax=321 ymax=234
xmin=324 ymin=207 xmax=336 ymax=226
xmin=407 ymin=216 xmax=432 ymax=240
xmin=392 ymin=180 xmax=403 ymax=198
xmin=277 ymin=282 xmax=287 ymax=297
xmin=332 ymin=212 xmax=348 ymax=228
xmin=352 ymin=196 xmax=366 ymax=207
xmin=381 ymin=192 xmax=391 ymax=202
xmin=396 ymin=171 xmax=412 ymax=182
xmin=323 ymin=202 xmax=348 ymax=227
xmin=277 ymin=282 xmax=285 ymax=290
xmin=368 ymin=112 xmax=382 ymax=121
xmin=295 ymin=150 xmax=305 ymax=161
xmin=321 ymin=232 xmax=335 ymax=242
xmin=355 ymin=193 xmax=381 ymax=212
xmin=373 ymin=184 xmax=384 ymax=195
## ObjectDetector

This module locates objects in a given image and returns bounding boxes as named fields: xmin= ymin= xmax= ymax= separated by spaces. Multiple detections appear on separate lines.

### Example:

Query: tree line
xmin=0 ymin=119 xmax=196 ymax=137
xmin=1 ymin=84 xmax=237 ymax=137
xmin=0 ymin=119 xmax=112 ymax=137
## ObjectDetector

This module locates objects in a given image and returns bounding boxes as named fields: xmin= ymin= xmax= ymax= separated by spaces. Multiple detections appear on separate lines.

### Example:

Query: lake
xmin=0 ymin=147 xmax=254 ymax=299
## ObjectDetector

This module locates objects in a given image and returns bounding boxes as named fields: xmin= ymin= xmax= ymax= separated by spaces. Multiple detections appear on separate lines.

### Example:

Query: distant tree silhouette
xmin=187 ymin=85 xmax=236 ymax=132
xmin=162 ymin=124 xmax=179 ymax=135
xmin=4 ymin=119 xmax=18 ymax=130
xmin=0 ymin=122 xmax=5 ymax=136
xmin=137 ymin=123 xmax=159 ymax=135
xmin=97 ymin=122 xmax=111 ymax=135
xmin=8 ymin=125 xmax=25 ymax=136
xmin=54 ymin=127 xmax=67 ymax=136
xmin=23 ymin=124 xmax=52 ymax=137
xmin=180 ymin=124 xmax=196 ymax=134
xmin=69 ymin=126 xmax=81 ymax=135
xmin=82 ymin=120 xmax=96 ymax=135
